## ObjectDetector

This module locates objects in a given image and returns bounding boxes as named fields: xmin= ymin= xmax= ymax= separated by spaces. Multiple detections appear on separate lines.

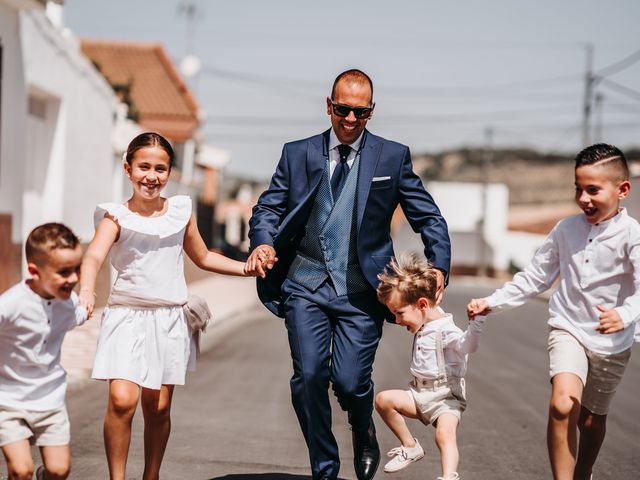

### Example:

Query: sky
xmin=64 ymin=0 xmax=640 ymax=180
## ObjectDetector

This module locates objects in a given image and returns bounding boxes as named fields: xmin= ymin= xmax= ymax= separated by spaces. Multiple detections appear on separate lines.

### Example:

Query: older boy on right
xmin=468 ymin=143 xmax=640 ymax=480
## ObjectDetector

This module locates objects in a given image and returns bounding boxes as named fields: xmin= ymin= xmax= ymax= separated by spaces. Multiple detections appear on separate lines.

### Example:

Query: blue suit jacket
xmin=249 ymin=129 xmax=451 ymax=320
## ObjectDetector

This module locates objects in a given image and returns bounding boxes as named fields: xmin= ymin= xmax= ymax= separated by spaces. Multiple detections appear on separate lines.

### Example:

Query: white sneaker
xmin=437 ymin=473 xmax=460 ymax=480
xmin=383 ymin=438 xmax=424 ymax=473
xmin=36 ymin=465 xmax=46 ymax=480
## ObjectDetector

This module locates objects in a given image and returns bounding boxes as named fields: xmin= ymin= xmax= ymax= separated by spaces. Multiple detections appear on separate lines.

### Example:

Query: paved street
xmin=62 ymin=282 xmax=640 ymax=480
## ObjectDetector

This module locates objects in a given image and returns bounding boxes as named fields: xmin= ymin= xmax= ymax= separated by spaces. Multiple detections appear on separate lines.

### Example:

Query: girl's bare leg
xmin=140 ymin=384 xmax=175 ymax=480
xmin=104 ymin=379 xmax=141 ymax=480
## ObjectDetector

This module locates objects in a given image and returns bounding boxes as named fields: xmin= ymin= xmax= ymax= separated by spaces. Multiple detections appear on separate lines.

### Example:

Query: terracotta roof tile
xmin=81 ymin=39 xmax=199 ymax=142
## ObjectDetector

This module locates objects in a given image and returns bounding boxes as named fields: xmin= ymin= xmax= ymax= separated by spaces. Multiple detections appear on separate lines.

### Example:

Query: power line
xmin=379 ymin=73 xmax=583 ymax=96
xmin=607 ymin=103 xmax=640 ymax=113
xmin=596 ymin=48 xmax=640 ymax=77
xmin=202 ymin=64 xmax=584 ymax=96
xmin=202 ymin=105 xmax=587 ymax=127
xmin=199 ymin=65 xmax=319 ymax=102
xmin=599 ymin=78 xmax=640 ymax=103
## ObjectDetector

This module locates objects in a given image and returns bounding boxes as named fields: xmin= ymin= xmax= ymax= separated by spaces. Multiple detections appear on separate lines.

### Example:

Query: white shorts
xmin=548 ymin=328 xmax=631 ymax=415
xmin=408 ymin=377 xmax=466 ymax=426
xmin=0 ymin=406 xmax=70 ymax=447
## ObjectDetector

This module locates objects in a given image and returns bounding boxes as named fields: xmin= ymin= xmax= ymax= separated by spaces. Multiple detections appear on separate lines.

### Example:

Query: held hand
xmin=595 ymin=305 xmax=624 ymax=334
xmin=245 ymin=245 xmax=278 ymax=278
xmin=79 ymin=289 xmax=96 ymax=319
xmin=467 ymin=298 xmax=491 ymax=320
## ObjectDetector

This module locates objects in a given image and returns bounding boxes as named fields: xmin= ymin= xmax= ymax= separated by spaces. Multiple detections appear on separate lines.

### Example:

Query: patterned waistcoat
xmin=287 ymin=154 xmax=369 ymax=296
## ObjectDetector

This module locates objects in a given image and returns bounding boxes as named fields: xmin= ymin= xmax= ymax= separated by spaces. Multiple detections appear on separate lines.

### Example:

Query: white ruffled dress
xmin=91 ymin=195 xmax=197 ymax=389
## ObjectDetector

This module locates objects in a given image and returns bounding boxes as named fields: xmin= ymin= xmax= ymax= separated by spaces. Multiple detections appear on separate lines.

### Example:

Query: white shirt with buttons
xmin=486 ymin=208 xmax=640 ymax=355
xmin=0 ymin=281 xmax=87 ymax=411
xmin=328 ymin=129 xmax=363 ymax=178
xmin=410 ymin=314 xmax=485 ymax=380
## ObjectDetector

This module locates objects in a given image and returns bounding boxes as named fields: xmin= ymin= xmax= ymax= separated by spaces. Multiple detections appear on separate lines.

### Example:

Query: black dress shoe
xmin=352 ymin=419 xmax=380 ymax=480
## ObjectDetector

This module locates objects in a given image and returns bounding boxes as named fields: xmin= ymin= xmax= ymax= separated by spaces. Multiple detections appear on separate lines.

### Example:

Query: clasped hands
xmin=78 ymin=289 xmax=97 ymax=320
xmin=245 ymin=244 xmax=278 ymax=278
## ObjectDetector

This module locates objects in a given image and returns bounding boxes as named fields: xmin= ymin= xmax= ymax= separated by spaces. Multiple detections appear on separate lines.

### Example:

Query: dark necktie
xmin=331 ymin=144 xmax=351 ymax=200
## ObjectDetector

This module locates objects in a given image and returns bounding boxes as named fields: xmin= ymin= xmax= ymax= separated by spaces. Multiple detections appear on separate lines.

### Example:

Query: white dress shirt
xmin=328 ymin=129 xmax=364 ymax=178
xmin=486 ymin=209 xmax=640 ymax=355
xmin=410 ymin=314 xmax=485 ymax=380
xmin=0 ymin=281 xmax=87 ymax=411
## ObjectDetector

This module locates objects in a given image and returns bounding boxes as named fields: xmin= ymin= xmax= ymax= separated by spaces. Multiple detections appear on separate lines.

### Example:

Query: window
xmin=28 ymin=96 xmax=47 ymax=119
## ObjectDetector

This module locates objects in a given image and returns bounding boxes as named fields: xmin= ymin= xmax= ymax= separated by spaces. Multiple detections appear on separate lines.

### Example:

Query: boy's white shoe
xmin=36 ymin=465 xmax=46 ymax=480
xmin=437 ymin=473 xmax=460 ymax=480
xmin=383 ymin=438 xmax=424 ymax=473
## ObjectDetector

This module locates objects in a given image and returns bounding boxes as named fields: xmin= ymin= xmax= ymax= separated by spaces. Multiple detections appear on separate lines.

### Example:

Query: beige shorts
xmin=408 ymin=377 xmax=467 ymax=426
xmin=0 ymin=406 xmax=70 ymax=447
xmin=548 ymin=328 xmax=631 ymax=415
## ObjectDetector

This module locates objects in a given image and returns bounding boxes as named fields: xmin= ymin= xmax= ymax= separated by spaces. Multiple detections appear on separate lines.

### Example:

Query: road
xmin=63 ymin=282 xmax=639 ymax=480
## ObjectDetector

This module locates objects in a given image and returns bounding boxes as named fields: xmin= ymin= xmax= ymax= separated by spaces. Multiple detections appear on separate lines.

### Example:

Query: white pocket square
xmin=372 ymin=176 xmax=391 ymax=182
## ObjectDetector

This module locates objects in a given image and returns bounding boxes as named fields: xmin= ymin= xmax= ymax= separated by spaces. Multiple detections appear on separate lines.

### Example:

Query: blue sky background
xmin=64 ymin=0 xmax=640 ymax=179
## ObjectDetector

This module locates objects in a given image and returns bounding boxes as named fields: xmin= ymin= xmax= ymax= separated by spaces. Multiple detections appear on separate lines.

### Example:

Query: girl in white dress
xmin=79 ymin=132 xmax=258 ymax=480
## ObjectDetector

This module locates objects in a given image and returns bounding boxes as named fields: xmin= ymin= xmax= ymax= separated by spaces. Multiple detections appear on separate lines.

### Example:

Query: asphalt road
xmin=61 ymin=282 xmax=639 ymax=480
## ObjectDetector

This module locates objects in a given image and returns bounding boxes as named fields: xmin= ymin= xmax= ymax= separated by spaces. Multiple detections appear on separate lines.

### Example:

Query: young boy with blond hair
xmin=468 ymin=143 xmax=640 ymax=480
xmin=0 ymin=223 xmax=87 ymax=480
xmin=375 ymin=254 xmax=484 ymax=480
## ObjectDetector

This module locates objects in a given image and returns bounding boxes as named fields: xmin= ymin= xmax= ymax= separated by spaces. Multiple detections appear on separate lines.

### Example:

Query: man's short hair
xmin=575 ymin=143 xmax=629 ymax=183
xmin=376 ymin=253 xmax=438 ymax=306
xmin=331 ymin=69 xmax=374 ymax=105
xmin=25 ymin=223 xmax=80 ymax=266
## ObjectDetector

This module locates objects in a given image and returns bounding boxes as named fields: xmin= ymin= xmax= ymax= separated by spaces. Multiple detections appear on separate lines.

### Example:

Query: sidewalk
xmin=61 ymin=275 xmax=260 ymax=390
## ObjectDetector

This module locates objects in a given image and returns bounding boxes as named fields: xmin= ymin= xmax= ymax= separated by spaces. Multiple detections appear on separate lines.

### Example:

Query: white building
xmin=1 ymin=1 xmax=121 ymax=247
xmin=393 ymin=181 xmax=547 ymax=274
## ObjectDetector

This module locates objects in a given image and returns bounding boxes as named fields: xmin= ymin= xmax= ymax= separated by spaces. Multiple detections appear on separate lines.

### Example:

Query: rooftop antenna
xmin=178 ymin=0 xmax=202 ymax=80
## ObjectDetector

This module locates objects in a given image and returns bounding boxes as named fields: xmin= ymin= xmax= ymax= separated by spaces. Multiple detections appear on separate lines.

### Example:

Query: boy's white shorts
xmin=408 ymin=377 xmax=466 ymax=426
xmin=548 ymin=328 xmax=631 ymax=415
xmin=0 ymin=405 xmax=70 ymax=447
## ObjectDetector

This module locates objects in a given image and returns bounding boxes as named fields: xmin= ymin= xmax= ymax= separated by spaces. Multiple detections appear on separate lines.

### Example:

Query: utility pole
xmin=594 ymin=91 xmax=604 ymax=143
xmin=178 ymin=0 xmax=198 ymax=56
xmin=478 ymin=126 xmax=494 ymax=277
xmin=582 ymin=44 xmax=595 ymax=147
xmin=178 ymin=1 xmax=202 ymax=92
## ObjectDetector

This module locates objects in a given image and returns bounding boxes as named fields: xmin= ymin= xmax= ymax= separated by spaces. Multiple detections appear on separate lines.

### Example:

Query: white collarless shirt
xmin=328 ymin=129 xmax=364 ymax=178
xmin=487 ymin=209 xmax=640 ymax=355
xmin=410 ymin=314 xmax=484 ymax=380
xmin=0 ymin=281 xmax=87 ymax=411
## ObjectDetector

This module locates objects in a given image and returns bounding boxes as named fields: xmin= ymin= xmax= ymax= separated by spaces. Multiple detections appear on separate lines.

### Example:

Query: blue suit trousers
xmin=282 ymin=278 xmax=385 ymax=480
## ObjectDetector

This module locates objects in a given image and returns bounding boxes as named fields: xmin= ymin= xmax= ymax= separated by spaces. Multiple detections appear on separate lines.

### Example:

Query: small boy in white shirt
xmin=375 ymin=254 xmax=484 ymax=480
xmin=467 ymin=143 xmax=639 ymax=480
xmin=0 ymin=223 xmax=87 ymax=480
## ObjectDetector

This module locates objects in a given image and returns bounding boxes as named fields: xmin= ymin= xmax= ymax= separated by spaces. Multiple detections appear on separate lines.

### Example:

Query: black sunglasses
xmin=330 ymin=101 xmax=374 ymax=119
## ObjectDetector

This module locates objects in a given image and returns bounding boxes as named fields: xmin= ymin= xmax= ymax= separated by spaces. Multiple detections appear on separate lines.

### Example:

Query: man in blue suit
xmin=248 ymin=69 xmax=451 ymax=480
